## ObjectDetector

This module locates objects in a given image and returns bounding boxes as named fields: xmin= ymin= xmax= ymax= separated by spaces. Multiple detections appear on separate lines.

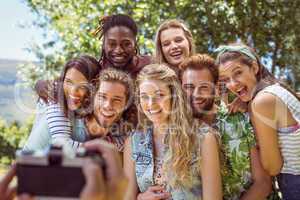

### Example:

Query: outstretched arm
xmin=46 ymin=103 xmax=83 ymax=149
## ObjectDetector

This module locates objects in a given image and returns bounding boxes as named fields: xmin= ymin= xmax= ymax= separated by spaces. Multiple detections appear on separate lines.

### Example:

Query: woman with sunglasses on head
xmin=216 ymin=43 xmax=300 ymax=200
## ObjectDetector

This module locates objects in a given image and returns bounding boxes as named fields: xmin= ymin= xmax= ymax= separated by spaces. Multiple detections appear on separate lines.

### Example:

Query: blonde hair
xmin=98 ymin=68 xmax=134 ymax=107
xmin=154 ymin=19 xmax=195 ymax=65
xmin=136 ymin=64 xmax=200 ymax=188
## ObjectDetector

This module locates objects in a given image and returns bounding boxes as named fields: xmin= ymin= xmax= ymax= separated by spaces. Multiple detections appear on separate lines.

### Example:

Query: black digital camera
xmin=16 ymin=145 xmax=105 ymax=198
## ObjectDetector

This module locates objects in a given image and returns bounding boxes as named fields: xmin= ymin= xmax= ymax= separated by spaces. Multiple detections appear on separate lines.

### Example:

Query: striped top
xmin=46 ymin=103 xmax=127 ymax=152
xmin=261 ymin=83 xmax=300 ymax=175
xmin=23 ymin=101 xmax=87 ymax=152
xmin=46 ymin=103 xmax=83 ymax=149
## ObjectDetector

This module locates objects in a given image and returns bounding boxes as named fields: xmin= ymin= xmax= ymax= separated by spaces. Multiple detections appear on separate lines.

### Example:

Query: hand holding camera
xmin=0 ymin=139 xmax=127 ymax=200
xmin=81 ymin=140 xmax=128 ymax=200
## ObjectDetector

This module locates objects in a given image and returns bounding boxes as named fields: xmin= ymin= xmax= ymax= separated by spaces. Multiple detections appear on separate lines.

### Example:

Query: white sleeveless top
xmin=261 ymin=83 xmax=300 ymax=175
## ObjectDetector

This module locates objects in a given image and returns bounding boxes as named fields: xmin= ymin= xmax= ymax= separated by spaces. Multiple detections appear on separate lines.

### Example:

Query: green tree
xmin=21 ymin=0 xmax=300 ymax=89
xmin=0 ymin=117 xmax=34 ymax=165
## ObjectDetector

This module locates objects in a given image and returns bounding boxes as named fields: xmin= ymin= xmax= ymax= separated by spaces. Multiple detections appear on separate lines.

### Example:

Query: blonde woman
xmin=154 ymin=19 xmax=195 ymax=73
xmin=124 ymin=64 xmax=222 ymax=200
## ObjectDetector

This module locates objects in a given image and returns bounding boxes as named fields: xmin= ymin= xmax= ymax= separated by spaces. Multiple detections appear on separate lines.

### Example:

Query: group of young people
xmin=1 ymin=14 xmax=300 ymax=200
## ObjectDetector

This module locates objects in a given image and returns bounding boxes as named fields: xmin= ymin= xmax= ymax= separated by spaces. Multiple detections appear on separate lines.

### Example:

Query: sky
xmin=0 ymin=0 xmax=44 ymax=61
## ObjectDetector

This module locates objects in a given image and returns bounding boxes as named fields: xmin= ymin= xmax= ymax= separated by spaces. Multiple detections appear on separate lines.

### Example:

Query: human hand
xmin=250 ymin=147 xmax=270 ymax=181
xmin=137 ymin=185 xmax=171 ymax=200
xmin=250 ymin=146 xmax=273 ymax=192
xmin=240 ymin=146 xmax=272 ymax=199
xmin=80 ymin=139 xmax=128 ymax=200
xmin=35 ymin=80 xmax=55 ymax=103
xmin=0 ymin=164 xmax=16 ymax=200
xmin=228 ymin=97 xmax=248 ymax=113
xmin=0 ymin=164 xmax=34 ymax=200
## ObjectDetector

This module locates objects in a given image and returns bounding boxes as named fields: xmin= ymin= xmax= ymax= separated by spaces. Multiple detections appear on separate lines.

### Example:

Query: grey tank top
xmin=261 ymin=84 xmax=300 ymax=175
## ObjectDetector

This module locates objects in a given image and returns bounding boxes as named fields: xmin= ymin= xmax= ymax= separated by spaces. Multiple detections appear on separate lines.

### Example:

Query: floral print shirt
xmin=216 ymin=102 xmax=255 ymax=200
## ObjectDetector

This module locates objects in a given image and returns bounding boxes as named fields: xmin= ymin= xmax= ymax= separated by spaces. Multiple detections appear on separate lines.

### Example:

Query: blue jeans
xmin=278 ymin=173 xmax=300 ymax=200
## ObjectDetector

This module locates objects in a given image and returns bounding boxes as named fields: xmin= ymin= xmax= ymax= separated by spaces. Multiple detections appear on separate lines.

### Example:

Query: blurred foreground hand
xmin=81 ymin=139 xmax=128 ymax=200
xmin=0 ymin=139 xmax=127 ymax=200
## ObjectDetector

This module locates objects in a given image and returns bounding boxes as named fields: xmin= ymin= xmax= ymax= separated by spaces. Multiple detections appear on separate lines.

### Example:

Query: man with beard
xmin=84 ymin=68 xmax=134 ymax=152
xmin=180 ymin=56 xmax=216 ymax=124
xmin=27 ymin=14 xmax=150 ymax=152
xmin=179 ymin=54 xmax=274 ymax=200
xmin=24 ymin=68 xmax=133 ymax=153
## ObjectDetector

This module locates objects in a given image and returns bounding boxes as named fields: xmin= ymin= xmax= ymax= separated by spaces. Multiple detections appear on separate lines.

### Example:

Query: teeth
xmin=170 ymin=50 xmax=182 ymax=55
xmin=102 ymin=112 xmax=114 ymax=117
xmin=237 ymin=87 xmax=246 ymax=96
xmin=114 ymin=56 xmax=125 ymax=60
xmin=194 ymin=100 xmax=205 ymax=104
xmin=69 ymin=95 xmax=80 ymax=100
xmin=237 ymin=88 xmax=243 ymax=92
xmin=171 ymin=52 xmax=182 ymax=57
xmin=149 ymin=109 xmax=161 ymax=114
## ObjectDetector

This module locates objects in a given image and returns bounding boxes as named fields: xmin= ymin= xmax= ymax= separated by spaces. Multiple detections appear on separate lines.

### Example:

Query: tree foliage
xmin=0 ymin=117 xmax=34 ymax=165
xmin=22 ymin=0 xmax=300 ymax=89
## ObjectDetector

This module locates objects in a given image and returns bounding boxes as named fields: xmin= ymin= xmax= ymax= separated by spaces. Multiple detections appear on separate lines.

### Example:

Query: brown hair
xmin=179 ymin=54 xmax=219 ymax=84
xmin=56 ymin=55 xmax=100 ymax=117
xmin=154 ymin=19 xmax=195 ymax=65
xmin=216 ymin=43 xmax=300 ymax=101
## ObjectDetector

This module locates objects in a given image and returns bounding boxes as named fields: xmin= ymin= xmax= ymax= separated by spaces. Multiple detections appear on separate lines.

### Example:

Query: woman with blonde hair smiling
xmin=154 ymin=19 xmax=195 ymax=73
xmin=124 ymin=64 xmax=222 ymax=200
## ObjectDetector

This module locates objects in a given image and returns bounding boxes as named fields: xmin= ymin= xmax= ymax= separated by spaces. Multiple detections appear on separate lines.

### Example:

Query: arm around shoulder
xmin=23 ymin=105 xmax=51 ymax=151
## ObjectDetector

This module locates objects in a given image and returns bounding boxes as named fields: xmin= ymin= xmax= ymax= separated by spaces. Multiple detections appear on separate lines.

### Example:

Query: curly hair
xmin=93 ymin=14 xmax=139 ymax=64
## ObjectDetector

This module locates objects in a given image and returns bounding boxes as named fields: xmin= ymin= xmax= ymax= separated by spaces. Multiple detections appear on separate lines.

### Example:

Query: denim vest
xmin=131 ymin=127 xmax=203 ymax=200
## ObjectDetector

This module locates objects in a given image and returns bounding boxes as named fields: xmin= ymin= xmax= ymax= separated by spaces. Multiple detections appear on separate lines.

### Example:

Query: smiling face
xmin=139 ymin=79 xmax=172 ymax=126
xmin=63 ymin=68 xmax=89 ymax=111
xmin=104 ymin=26 xmax=136 ymax=68
xmin=160 ymin=27 xmax=190 ymax=68
xmin=182 ymin=68 xmax=215 ymax=118
xmin=93 ymin=81 xmax=127 ymax=128
xmin=219 ymin=60 xmax=258 ymax=102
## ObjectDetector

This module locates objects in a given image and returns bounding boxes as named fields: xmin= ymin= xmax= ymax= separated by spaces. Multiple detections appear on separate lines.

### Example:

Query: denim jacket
xmin=131 ymin=127 xmax=203 ymax=200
